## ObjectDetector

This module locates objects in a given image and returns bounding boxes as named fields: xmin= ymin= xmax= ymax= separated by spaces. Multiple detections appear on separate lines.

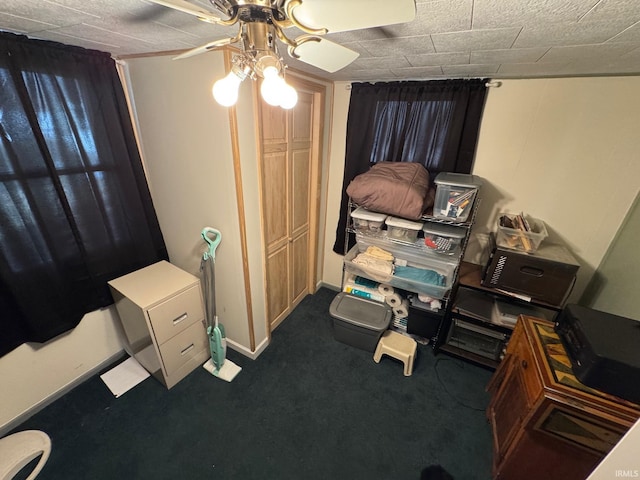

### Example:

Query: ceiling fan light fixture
xmin=260 ymin=65 xmax=285 ymax=106
xmin=259 ymin=65 xmax=298 ymax=109
xmin=212 ymin=59 xmax=250 ymax=107
xmin=278 ymin=82 xmax=298 ymax=110
xmin=150 ymin=0 xmax=416 ymax=99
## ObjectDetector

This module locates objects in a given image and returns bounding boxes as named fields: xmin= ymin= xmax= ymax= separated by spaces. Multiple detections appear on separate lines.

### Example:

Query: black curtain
xmin=333 ymin=79 xmax=488 ymax=254
xmin=0 ymin=32 xmax=168 ymax=357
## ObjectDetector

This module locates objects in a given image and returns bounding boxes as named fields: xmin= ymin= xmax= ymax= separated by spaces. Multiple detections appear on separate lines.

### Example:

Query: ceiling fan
xmin=147 ymin=0 xmax=416 ymax=108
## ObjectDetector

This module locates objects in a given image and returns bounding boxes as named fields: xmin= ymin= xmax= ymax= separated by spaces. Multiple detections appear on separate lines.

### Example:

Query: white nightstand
xmin=108 ymin=260 xmax=209 ymax=389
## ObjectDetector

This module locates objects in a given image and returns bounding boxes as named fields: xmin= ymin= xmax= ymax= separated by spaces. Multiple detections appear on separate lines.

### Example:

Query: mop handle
xmin=202 ymin=227 xmax=221 ymax=260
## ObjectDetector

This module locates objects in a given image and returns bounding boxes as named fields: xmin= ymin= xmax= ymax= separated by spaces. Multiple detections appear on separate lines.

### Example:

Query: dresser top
xmin=522 ymin=316 xmax=640 ymax=419
xmin=108 ymin=260 xmax=200 ymax=308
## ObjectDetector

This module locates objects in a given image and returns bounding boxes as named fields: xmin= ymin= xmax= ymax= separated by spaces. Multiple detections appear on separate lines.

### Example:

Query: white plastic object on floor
xmin=373 ymin=330 xmax=418 ymax=376
xmin=203 ymin=357 xmax=242 ymax=383
xmin=0 ymin=430 xmax=51 ymax=480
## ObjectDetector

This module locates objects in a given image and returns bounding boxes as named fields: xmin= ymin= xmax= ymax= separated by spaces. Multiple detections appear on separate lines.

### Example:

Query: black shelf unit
xmin=435 ymin=260 xmax=564 ymax=368
xmin=343 ymin=198 xmax=479 ymax=345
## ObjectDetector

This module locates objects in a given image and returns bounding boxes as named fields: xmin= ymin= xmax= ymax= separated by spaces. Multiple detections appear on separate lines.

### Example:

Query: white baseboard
xmin=318 ymin=281 xmax=340 ymax=292
xmin=227 ymin=336 xmax=269 ymax=360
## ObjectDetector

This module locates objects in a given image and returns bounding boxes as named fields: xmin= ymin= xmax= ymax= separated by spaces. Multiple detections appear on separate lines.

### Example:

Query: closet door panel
xmin=262 ymin=150 xmax=288 ymax=249
xmin=290 ymin=231 xmax=309 ymax=305
xmin=266 ymin=244 xmax=289 ymax=327
xmin=291 ymin=92 xmax=313 ymax=142
xmin=261 ymin=106 xmax=287 ymax=145
xmin=290 ymin=147 xmax=311 ymax=236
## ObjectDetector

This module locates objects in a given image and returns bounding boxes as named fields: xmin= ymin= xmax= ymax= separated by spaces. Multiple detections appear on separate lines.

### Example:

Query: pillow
xmin=346 ymin=162 xmax=432 ymax=220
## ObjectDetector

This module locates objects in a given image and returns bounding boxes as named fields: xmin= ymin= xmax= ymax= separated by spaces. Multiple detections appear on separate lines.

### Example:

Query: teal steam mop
xmin=201 ymin=227 xmax=242 ymax=382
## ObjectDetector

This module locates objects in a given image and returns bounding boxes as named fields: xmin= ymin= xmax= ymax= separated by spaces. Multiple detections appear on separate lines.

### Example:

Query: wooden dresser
xmin=487 ymin=316 xmax=640 ymax=480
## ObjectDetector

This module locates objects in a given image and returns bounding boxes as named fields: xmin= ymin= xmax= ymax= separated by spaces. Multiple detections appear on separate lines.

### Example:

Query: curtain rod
xmin=345 ymin=79 xmax=503 ymax=90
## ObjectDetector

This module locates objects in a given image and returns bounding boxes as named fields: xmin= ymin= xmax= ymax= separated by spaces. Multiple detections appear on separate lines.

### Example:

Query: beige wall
xmin=0 ymin=307 xmax=124 ymax=433
xmin=122 ymin=52 xmax=260 ymax=355
xmin=321 ymin=77 xmax=640 ymax=305
xmin=472 ymin=77 xmax=640 ymax=302
xmin=322 ymin=82 xmax=352 ymax=288
xmin=583 ymin=191 xmax=640 ymax=320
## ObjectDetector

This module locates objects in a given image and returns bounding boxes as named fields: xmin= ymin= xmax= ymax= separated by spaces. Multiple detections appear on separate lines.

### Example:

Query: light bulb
xmin=212 ymin=70 xmax=242 ymax=107
xmin=260 ymin=66 xmax=285 ymax=107
xmin=279 ymin=82 xmax=298 ymax=109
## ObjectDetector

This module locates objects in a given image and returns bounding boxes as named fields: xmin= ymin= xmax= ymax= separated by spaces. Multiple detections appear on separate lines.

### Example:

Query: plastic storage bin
xmin=385 ymin=216 xmax=424 ymax=243
xmin=495 ymin=213 xmax=548 ymax=253
xmin=422 ymin=223 xmax=466 ymax=255
xmin=433 ymin=172 xmax=482 ymax=222
xmin=344 ymin=235 xmax=457 ymax=299
xmin=329 ymin=292 xmax=392 ymax=352
xmin=350 ymin=207 xmax=388 ymax=234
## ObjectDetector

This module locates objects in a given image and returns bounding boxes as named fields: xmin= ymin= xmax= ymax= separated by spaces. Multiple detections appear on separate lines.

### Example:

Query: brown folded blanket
xmin=346 ymin=162 xmax=433 ymax=220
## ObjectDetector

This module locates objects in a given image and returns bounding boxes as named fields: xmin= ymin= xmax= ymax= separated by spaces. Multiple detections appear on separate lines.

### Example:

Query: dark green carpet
xmin=13 ymin=287 xmax=494 ymax=479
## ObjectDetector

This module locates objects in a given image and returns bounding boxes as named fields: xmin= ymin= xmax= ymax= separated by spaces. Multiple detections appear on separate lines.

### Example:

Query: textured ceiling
xmin=1 ymin=0 xmax=640 ymax=82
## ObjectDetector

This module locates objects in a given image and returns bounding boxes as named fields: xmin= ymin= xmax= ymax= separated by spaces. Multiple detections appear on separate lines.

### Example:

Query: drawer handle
xmin=180 ymin=344 xmax=195 ymax=356
xmin=521 ymin=359 xmax=528 ymax=369
xmin=173 ymin=313 xmax=188 ymax=325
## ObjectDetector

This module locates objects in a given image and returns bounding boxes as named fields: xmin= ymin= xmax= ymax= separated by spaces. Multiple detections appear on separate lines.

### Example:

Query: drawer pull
xmin=173 ymin=313 xmax=188 ymax=325
xmin=521 ymin=359 xmax=528 ymax=369
xmin=180 ymin=344 xmax=195 ymax=356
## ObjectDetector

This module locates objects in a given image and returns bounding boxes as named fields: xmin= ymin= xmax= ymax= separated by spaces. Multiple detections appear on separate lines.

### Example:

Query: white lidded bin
xmin=350 ymin=206 xmax=388 ymax=233
xmin=385 ymin=216 xmax=424 ymax=243
xmin=433 ymin=172 xmax=482 ymax=222
xmin=422 ymin=223 xmax=466 ymax=254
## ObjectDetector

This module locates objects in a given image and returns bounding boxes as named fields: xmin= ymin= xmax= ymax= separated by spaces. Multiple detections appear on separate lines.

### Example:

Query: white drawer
xmin=158 ymin=321 xmax=208 ymax=377
xmin=147 ymin=284 xmax=204 ymax=344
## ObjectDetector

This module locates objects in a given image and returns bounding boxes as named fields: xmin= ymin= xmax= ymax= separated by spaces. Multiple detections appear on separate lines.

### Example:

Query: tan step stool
xmin=373 ymin=330 xmax=417 ymax=376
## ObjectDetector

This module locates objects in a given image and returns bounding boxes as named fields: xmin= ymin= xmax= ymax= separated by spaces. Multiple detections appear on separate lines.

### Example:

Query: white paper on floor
xmin=100 ymin=356 xmax=150 ymax=398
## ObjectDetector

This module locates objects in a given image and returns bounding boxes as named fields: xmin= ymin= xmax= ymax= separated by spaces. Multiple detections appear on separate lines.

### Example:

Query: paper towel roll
xmin=385 ymin=292 xmax=402 ymax=307
xmin=378 ymin=284 xmax=395 ymax=296
xmin=392 ymin=299 xmax=409 ymax=319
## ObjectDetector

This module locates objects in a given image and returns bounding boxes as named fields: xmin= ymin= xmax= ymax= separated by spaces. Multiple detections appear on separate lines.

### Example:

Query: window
xmin=0 ymin=32 xmax=167 ymax=356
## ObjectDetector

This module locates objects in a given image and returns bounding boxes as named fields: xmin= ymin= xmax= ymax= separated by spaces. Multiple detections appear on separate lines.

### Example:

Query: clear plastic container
xmin=495 ymin=213 xmax=548 ymax=253
xmin=433 ymin=172 xmax=482 ymax=222
xmin=345 ymin=235 xmax=457 ymax=299
xmin=350 ymin=207 xmax=388 ymax=233
xmin=384 ymin=216 xmax=424 ymax=243
xmin=422 ymin=223 xmax=466 ymax=255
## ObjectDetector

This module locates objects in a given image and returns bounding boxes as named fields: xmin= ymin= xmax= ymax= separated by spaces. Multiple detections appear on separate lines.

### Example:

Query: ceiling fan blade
xmin=289 ymin=0 xmax=416 ymax=34
xmin=290 ymin=37 xmax=359 ymax=73
xmin=173 ymin=37 xmax=234 ymax=60
xmin=146 ymin=0 xmax=224 ymax=24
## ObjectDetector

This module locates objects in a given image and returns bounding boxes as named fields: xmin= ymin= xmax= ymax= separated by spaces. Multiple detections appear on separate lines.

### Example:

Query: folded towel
xmin=364 ymin=245 xmax=394 ymax=262
xmin=353 ymin=253 xmax=394 ymax=276
xmin=394 ymin=265 xmax=445 ymax=286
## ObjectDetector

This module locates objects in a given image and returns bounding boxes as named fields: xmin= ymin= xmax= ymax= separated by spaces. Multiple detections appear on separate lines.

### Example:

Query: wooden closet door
xmin=259 ymin=86 xmax=317 ymax=331
xmin=289 ymin=91 xmax=313 ymax=307
xmin=261 ymin=107 xmax=289 ymax=326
